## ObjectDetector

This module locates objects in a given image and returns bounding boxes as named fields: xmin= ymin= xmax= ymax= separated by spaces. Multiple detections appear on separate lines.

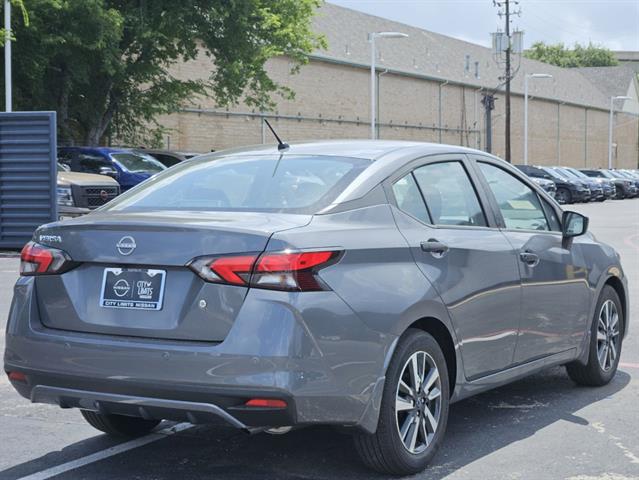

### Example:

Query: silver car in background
xmin=5 ymin=141 xmax=628 ymax=475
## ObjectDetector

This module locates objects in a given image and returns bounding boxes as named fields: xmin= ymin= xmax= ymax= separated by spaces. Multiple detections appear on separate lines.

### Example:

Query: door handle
xmin=519 ymin=251 xmax=540 ymax=267
xmin=421 ymin=239 xmax=449 ymax=257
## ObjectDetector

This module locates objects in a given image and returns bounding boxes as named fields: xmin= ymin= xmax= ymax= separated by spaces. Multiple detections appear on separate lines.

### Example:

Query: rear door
xmin=388 ymin=154 xmax=521 ymax=380
xmin=469 ymin=156 xmax=591 ymax=363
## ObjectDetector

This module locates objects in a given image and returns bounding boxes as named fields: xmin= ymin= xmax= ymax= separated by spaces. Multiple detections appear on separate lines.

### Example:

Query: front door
xmin=472 ymin=159 xmax=591 ymax=364
xmin=389 ymin=156 xmax=522 ymax=380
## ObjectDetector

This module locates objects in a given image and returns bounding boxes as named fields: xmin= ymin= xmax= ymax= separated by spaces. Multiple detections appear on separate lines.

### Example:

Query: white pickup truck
xmin=57 ymin=163 xmax=120 ymax=219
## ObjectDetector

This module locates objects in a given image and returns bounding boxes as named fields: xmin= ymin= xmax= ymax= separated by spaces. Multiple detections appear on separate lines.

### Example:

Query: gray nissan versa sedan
xmin=4 ymin=141 xmax=628 ymax=475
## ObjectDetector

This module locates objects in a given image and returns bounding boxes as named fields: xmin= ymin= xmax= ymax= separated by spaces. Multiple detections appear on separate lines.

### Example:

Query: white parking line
xmin=16 ymin=422 xmax=192 ymax=480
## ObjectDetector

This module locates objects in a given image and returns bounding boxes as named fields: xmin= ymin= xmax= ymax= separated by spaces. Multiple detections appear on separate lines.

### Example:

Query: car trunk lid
xmin=34 ymin=211 xmax=310 ymax=342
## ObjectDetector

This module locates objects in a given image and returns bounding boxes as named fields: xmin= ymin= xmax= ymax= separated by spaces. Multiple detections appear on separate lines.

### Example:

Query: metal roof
xmin=313 ymin=3 xmax=637 ymax=111
xmin=576 ymin=66 xmax=637 ymax=99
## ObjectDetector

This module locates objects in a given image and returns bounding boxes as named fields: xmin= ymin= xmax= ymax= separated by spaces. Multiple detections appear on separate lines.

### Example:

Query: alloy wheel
xmin=597 ymin=300 xmax=620 ymax=371
xmin=395 ymin=351 xmax=442 ymax=455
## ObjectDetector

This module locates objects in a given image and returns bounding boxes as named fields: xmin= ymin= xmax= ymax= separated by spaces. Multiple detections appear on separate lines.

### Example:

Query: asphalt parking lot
xmin=1 ymin=199 xmax=638 ymax=480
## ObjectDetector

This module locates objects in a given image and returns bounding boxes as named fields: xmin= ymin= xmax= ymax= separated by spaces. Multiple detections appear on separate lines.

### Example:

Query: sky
xmin=328 ymin=0 xmax=639 ymax=51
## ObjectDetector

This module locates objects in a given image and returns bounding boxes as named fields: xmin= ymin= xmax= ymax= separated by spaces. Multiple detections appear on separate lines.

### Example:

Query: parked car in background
xmin=615 ymin=170 xmax=639 ymax=192
xmin=58 ymin=147 xmax=166 ymax=192
xmin=563 ymin=167 xmax=616 ymax=200
xmin=515 ymin=165 xmax=587 ymax=204
xmin=543 ymin=166 xmax=594 ymax=203
xmin=554 ymin=167 xmax=605 ymax=202
xmin=512 ymin=166 xmax=556 ymax=198
xmin=580 ymin=169 xmax=635 ymax=199
xmin=135 ymin=149 xmax=188 ymax=168
xmin=7 ymin=141 xmax=628 ymax=476
xmin=56 ymin=163 xmax=120 ymax=219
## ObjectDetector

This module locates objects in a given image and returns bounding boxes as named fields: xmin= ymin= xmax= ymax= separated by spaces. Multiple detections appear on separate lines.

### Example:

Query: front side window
xmin=412 ymin=161 xmax=486 ymax=227
xmin=478 ymin=163 xmax=550 ymax=231
xmin=104 ymin=154 xmax=370 ymax=214
xmin=392 ymin=174 xmax=430 ymax=224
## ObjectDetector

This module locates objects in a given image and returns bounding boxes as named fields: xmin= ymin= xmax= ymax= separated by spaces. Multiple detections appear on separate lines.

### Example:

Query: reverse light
xmin=245 ymin=398 xmax=287 ymax=408
xmin=188 ymin=250 xmax=342 ymax=291
xmin=20 ymin=241 xmax=76 ymax=276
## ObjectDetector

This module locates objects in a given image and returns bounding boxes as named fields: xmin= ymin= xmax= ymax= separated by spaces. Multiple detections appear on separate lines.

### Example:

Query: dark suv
xmin=555 ymin=167 xmax=605 ymax=202
xmin=515 ymin=165 xmax=586 ymax=204
xmin=581 ymin=169 xmax=637 ymax=199
xmin=563 ymin=167 xmax=615 ymax=200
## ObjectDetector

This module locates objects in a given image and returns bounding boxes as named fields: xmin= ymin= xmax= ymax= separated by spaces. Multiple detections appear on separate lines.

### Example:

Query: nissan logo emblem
xmin=116 ymin=236 xmax=136 ymax=256
xmin=100 ymin=190 xmax=109 ymax=201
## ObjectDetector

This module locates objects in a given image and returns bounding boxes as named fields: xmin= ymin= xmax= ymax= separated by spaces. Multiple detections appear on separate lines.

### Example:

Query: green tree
xmin=0 ymin=0 xmax=28 ymax=45
xmin=5 ymin=0 xmax=324 ymax=145
xmin=524 ymin=42 xmax=619 ymax=68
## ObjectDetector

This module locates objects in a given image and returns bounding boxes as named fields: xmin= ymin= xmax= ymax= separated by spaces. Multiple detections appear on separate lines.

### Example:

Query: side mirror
xmin=562 ymin=211 xmax=588 ymax=238
xmin=99 ymin=166 xmax=119 ymax=179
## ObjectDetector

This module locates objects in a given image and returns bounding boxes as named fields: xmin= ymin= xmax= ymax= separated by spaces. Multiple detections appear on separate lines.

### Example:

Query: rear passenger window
xmin=413 ymin=162 xmax=487 ymax=227
xmin=478 ymin=163 xmax=550 ymax=231
xmin=392 ymin=174 xmax=431 ymax=224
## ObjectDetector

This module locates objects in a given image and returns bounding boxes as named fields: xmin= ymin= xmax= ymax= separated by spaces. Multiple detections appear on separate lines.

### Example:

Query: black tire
xmin=81 ymin=410 xmax=161 ymax=437
xmin=354 ymin=329 xmax=450 ymax=475
xmin=566 ymin=286 xmax=623 ymax=386
xmin=555 ymin=187 xmax=572 ymax=204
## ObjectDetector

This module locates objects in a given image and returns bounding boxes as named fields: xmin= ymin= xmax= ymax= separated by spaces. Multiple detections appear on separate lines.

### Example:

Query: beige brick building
xmin=159 ymin=3 xmax=639 ymax=169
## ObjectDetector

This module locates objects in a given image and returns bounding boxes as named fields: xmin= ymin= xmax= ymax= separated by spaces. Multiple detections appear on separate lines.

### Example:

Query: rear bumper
xmin=12 ymin=380 xmax=295 ymax=430
xmin=4 ymin=277 xmax=392 ymax=433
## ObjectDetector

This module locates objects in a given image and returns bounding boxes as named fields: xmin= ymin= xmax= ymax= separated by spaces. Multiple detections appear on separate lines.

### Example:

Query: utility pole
xmin=491 ymin=1 xmax=522 ymax=162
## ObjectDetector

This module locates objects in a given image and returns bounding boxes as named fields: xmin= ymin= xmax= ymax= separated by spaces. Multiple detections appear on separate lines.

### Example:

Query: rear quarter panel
xmin=572 ymin=233 xmax=629 ymax=362
xmin=268 ymin=204 xmax=463 ymax=396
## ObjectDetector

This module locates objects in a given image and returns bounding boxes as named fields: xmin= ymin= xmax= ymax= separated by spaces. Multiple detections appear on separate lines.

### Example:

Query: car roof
xmin=202 ymin=140 xmax=485 ymax=162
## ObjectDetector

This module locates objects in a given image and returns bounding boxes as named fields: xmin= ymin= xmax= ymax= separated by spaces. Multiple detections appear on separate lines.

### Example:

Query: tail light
xmin=188 ymin=250 xmax=342 ymax=292
xmin=20 ymin=241 xmax=76 ymax=276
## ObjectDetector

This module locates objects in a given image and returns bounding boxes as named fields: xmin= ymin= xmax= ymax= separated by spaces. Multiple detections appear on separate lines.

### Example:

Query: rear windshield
xmin=103 ymin=154 xmax=370 ymax=214
xmin=111 ymin=152 xmax=166 ymax=174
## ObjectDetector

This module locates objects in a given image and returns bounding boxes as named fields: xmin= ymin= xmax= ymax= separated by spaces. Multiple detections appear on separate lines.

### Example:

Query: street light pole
xmin=608 ymin=95 xmax=631 ymax=169
xmin=4 ymin=0 xmax=11 ymax=112
xmin=370 ymin=35 xmax=376 ymax=140
xmin=524 ymin=73 xmax=552 ymax=165
xmin=368 ymin=31 xmax=408 ymax=140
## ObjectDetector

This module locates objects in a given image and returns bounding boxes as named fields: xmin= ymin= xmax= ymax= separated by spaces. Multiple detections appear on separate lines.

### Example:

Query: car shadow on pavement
xmin=0 ymin=366 xmax=631 ymax=480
